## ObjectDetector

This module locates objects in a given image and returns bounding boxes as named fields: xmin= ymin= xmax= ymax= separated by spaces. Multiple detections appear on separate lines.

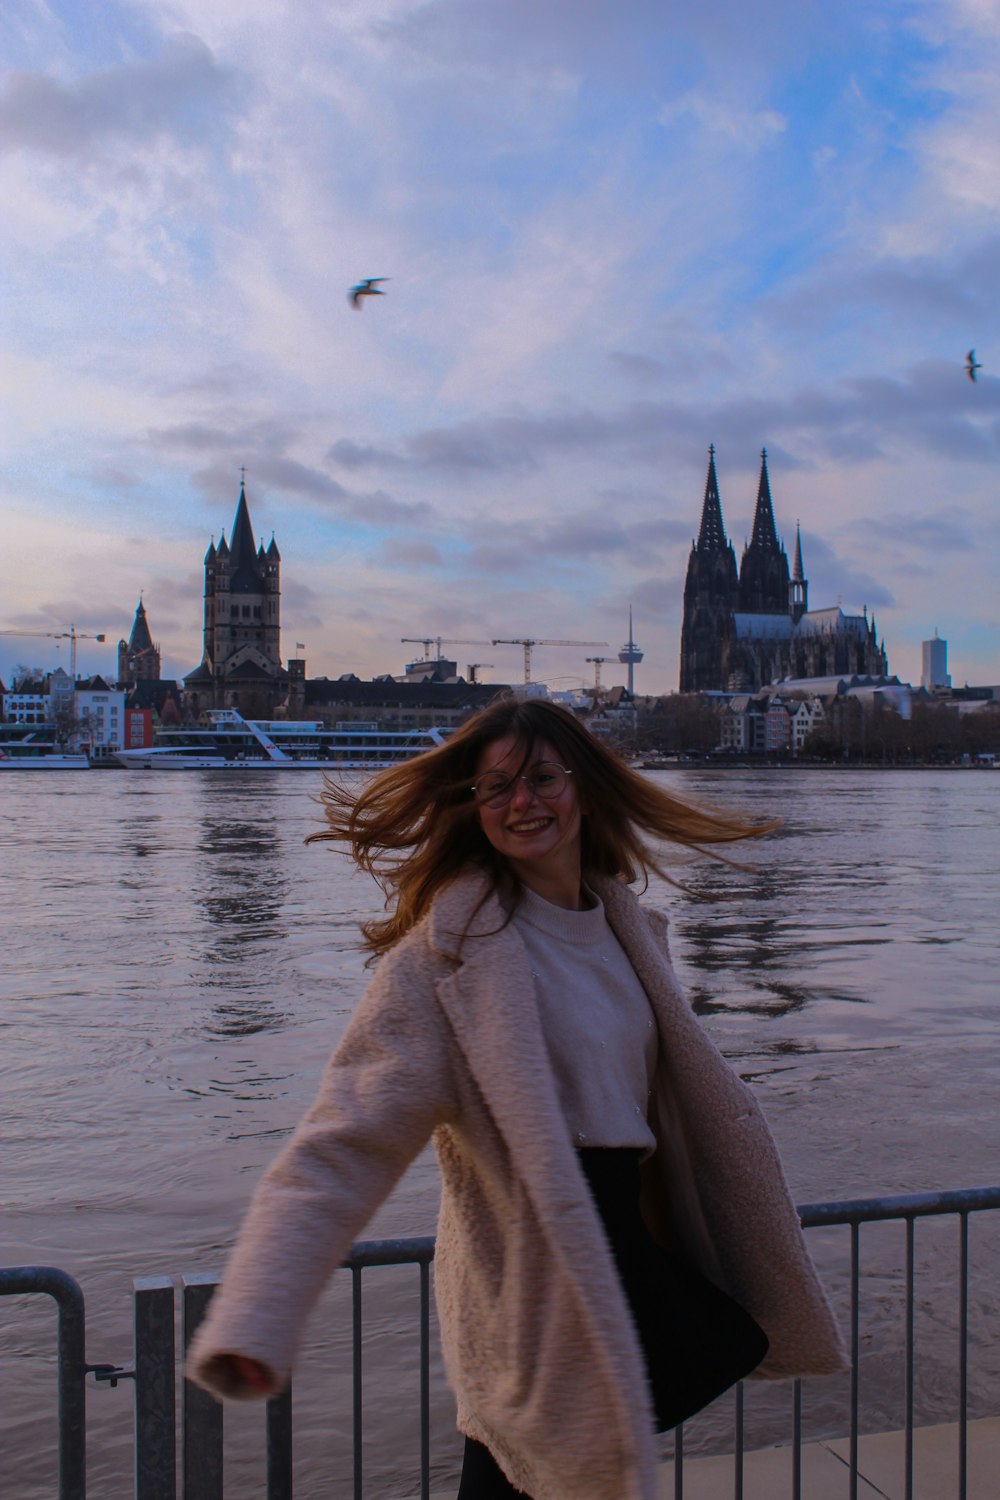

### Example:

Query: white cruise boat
xmin=0 ymin=747 xmax=91 ymax=769
xmin=114 ymin=710 xmax=448 ymax=770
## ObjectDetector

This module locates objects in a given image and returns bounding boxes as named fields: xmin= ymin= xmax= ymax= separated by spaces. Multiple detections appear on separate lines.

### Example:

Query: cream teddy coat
xmin=189 ymin=871 xmax=847 ymax=1500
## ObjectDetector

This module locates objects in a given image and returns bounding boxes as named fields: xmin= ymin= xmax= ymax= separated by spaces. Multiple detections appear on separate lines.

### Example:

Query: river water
xmin=2 ymin=767 xmax=999 ymax=1497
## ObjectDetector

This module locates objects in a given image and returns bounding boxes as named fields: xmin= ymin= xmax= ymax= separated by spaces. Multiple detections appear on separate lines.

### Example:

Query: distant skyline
xmin=2 ymin=0 xmax=998 ymax=692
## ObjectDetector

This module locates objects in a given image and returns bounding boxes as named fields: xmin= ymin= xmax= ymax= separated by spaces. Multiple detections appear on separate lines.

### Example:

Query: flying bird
xmin=965 ymin=349 xmax=982 ymax=382
xmin=349 ymin=278 xmax=390 ymax=309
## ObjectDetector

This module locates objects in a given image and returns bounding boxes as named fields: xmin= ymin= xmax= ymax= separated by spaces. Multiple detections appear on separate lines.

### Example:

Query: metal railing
xmin=3 ymin=1186 xmax=999 ymax=1500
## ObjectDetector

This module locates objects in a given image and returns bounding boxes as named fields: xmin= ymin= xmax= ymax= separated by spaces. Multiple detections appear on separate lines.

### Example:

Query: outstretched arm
xmin=187 ymin=941 xmax=456 ymax=1400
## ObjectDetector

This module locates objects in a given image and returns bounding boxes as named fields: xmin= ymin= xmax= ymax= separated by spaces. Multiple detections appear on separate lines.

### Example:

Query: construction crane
xmin=586 ymin=656 xmax=611 ymax=698
xmin=492 ymin=638 xmax=609 ymax=685
xmin=0 ymin=623 xmax=107 ymax=679
xmin=400 ymin=636 xmax=491 ymax=662
xmin=466 ymin=663 xmax=494 ymax=684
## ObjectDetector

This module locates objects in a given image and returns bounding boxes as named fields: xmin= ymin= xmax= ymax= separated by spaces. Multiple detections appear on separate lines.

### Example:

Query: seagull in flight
xmin=965 ymin=349 xmax=982 ymax=382
xmin=349 ymin=278 xmax=390 ymax=309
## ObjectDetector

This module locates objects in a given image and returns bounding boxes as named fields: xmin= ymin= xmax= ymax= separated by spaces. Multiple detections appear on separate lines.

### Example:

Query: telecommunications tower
xmin=617 ymin=607 xmax=643 ymax=696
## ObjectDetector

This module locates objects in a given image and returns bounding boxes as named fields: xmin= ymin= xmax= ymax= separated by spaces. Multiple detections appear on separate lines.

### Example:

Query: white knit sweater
xmin=512 ymin=885 xmax=658 ymax=1154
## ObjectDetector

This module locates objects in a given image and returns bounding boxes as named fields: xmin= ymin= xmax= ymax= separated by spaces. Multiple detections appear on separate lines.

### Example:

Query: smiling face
xmin=474 ymin=734 xmax=583 ymax=901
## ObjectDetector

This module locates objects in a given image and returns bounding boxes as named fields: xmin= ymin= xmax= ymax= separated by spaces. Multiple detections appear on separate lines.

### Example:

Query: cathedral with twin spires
xmin=679 ymin=448 xmax=887 ymax=693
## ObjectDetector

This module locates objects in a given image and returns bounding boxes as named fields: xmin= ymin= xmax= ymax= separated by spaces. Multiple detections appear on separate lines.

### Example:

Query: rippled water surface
xmin=2 ymin=767 xmax=999 ymax=1496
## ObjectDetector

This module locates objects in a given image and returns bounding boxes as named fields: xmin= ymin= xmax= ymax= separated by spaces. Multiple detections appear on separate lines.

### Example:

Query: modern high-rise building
xmin=921 ymin=629 xmax=951 ymax=690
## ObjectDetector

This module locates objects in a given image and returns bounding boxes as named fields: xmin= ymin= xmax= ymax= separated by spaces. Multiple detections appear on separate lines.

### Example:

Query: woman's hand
xmin=226 ymin=1354 xmax=279 ymax=1396
xmin=205 ymin=1356 xmax=280 ymax=1398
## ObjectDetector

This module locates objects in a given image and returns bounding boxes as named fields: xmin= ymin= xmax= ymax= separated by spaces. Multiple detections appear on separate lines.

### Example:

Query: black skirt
xmin=577 ymin=1147 xmax=768 ymax=1433
xmin=456 ymin=1146 xmax=768 ymax=1499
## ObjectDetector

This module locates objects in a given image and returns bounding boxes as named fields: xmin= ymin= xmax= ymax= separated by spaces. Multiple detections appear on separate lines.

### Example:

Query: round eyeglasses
xmin=471 ymin=762 xmax=573 ymax=809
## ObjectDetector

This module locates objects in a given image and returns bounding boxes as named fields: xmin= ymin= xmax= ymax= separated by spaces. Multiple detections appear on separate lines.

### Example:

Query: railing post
xmin=419 ymin=1258 xmax=431 ymax=1500
xmin=904 ymin=1216 xmax=915 ymax=1500
xmin=791 ymin=1380 xmax=802 ymax=1500
xmin=733 ymin=1382 xmax=744 ymax=1500
xmin=134 ymin=1276 xmax=176 ymax=1500
xmin=0 ymin=1267 xmax=88 ymax=1500
xmin=266 ymin=1385 xmax=293 ymax=1500
xmin=849 ymin=1221 xmax=860 ymax=1500
xmin=182 ymin=1274 xmax=223 ymax=1500
xmin=352 ymin=1264 xmax=364 ymax=1500
xmin=958 ymin=1211 xmax=969 ymax=1500
xmin=53 ymin=1269 xmax=88 ymax=1500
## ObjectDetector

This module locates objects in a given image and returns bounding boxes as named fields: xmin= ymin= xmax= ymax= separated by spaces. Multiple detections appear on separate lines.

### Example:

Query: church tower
xmin=186 ymin=478 xmax=285 ymax=715
xmin=789 ymin=522 xmax=808 ymax=623
xmin=679 ymin=446 xmax=739 ymax=691
xmin=117 ymin=598 xmax=161 ymax=685
xmin=738 ymin=450 xmax=790 ymax=614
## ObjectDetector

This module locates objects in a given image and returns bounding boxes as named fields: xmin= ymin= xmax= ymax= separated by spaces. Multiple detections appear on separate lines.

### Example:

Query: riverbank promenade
xmin=428 ymin=1416 xmax=1000 ymax=1498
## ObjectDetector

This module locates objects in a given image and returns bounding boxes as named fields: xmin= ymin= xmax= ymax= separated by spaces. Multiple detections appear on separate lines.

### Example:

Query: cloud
xmin=658 ymin=92 xmax=788 ymax=149
xmin=759 ymin=239 xmax=1000 ymax=338
xmin=3 ymin=0 xmax=1000 ymax=694
xmin=795 ymin=533 xmax=894 ymax=611
xmin=0 ymin=34 xmax=241 ymax=160
xmin=326 ymin=361 xmax=1000 ymax=490
xmin=354 ymin=490 xmax=435 ymax=526
xmin=251 ymin=456 xmax=349 ymax=503
xmin=327 ymin=437 xmax=402 ymax=471
xmin=466 ymin=541 xmax=534 ymax=574
xmin=144 ymin=416 xmax=304 ymax=466
xmin=865 ymin=511 xmax=975 ymax=554
xmin=630 ymin=574 xmax=684 ymax=622
xmin=381 ymin=538 xmax=443 ymax=567
xmin=84 ymin=465 xmax=142 ymax=489
xmin=607 ymin=352 xmax=670 ymax=386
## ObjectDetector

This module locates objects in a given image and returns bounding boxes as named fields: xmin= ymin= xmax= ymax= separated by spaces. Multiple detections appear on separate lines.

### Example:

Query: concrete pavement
xmin=428 ymin=1417 xmax=1000 ymax=1498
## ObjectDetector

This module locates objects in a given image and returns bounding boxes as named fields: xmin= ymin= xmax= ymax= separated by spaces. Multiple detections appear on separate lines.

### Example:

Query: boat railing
xmin=4 ymin=1183 xmax=1000 ymax=1499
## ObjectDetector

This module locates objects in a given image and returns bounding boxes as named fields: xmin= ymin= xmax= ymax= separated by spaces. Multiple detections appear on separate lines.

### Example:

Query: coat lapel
xmin=427 ymin=874 xmax=659 ymax=1496
xmin=428 ymin=877 xmax=595 ymax=1219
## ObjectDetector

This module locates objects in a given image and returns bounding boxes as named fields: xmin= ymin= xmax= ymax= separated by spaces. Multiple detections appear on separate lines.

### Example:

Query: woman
xmin=189 ymin=696 xmax=846 ymax=1500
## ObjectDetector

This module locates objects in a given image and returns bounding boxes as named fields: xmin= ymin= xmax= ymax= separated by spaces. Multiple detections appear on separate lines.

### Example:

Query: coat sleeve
xmin=187 ymin=935 xmax=457 ymax=1400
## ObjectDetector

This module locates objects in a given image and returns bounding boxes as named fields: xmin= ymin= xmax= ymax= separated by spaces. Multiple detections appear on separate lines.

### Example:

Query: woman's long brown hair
xmin=308 ymin=695 xmax=773 ymax=956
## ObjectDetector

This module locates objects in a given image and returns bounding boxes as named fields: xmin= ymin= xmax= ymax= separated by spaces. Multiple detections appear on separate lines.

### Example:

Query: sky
xmin=1 ymin=0 xmax=997 ymax=694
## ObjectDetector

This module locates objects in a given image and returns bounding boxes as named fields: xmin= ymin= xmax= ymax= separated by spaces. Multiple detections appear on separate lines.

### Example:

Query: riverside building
xmin=679 ymin=448 xmax=888 ymax=693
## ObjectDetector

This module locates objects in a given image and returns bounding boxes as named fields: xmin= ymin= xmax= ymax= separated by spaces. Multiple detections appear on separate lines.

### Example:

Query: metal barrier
xmin=3 ymin=1187 xmax=1000 ymax=1500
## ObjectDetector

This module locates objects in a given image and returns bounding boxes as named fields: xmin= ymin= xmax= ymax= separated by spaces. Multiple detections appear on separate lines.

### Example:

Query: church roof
xmin=128 ymin=600 xmax=155 ymax=654
xmin=797 ymin=607 xmax=869 ymax=638
xmin=748 ymin=449 xmax=781 ymax=553
xmin=125 ymin=680 xmax=182 ymax=712
xmin=792 ymin=523 xmax=805 ymax=582
xmin=732 ymin=612 xmax=793 ymax=640
xmin=767 ymin=674 xmax=903 ymax=696
xmin=734 ymin=606 xmax=872 ymax=642
xmin=695 ymin=444 xmax=730 ymax=553
xmin=228 ymin=481 xmax=265 ymax=594
xmin=227 ymin=658 xmax=279 ymax=681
